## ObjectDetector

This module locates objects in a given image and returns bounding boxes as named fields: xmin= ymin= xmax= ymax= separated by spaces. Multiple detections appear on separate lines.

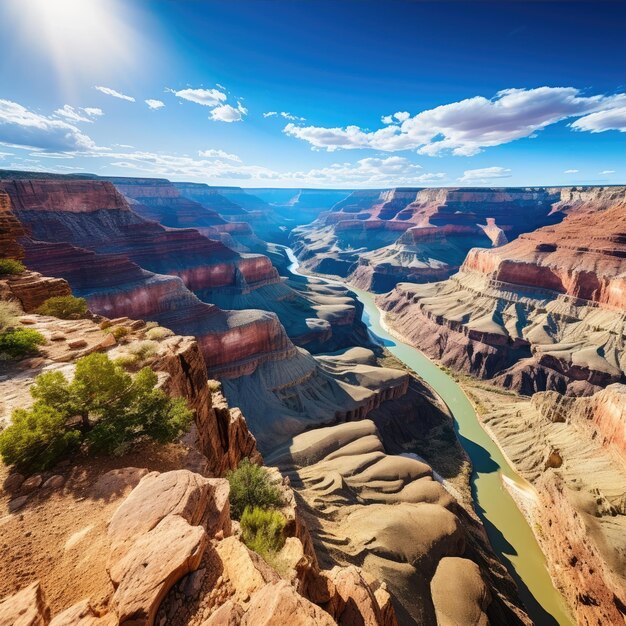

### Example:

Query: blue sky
xmin=0 ymin=0 xmax=624 ymax=188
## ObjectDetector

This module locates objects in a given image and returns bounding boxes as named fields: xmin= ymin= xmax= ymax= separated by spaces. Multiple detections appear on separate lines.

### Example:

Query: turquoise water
xmin=285 ymin=248 xmax=573 ymax=626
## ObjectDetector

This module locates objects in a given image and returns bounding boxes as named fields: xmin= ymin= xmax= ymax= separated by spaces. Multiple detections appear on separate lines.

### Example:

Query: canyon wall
xmin=291 ymin=186 xmax=565 ymax=292
xmin=379 ymin=186 xmax=626 ymax=395
xmin=479 ymin=384 xmax=626 ymax=625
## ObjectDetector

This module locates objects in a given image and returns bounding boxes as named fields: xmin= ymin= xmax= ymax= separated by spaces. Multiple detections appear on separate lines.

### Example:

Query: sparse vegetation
xmin=227 ymin=457 xmax=283 ymax=520
xmin=0 ymin=258 xmax=26 ymax=276
xmin=0 ymin=301 xmax=21 ymax=332
xmin=0 ymin=327 xmax=46 ymax=359
xmin=35 ymin=295 xmax=88 ymax=320
xmin=0 ymin=352 xmax=193 ymax=472
xmin=240 ymin=506 xmax=286 ymax=557
xmin=111 ymin=326 xmax=129 ymax=341
xmin=126 ymin=340 xmax=158 ymax=360
xmin=208 ymin=379 xmax=221 ymax=393
xmin=145 ymin=326 xmax=174 ymax=340
xmin=114 ymin=353 xmax=141 ymax=370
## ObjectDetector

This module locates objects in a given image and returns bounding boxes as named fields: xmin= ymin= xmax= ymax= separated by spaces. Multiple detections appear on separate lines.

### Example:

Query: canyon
xmin=1 ymin=172 xmax=625 ymax=626
xmin=291 ymin=187 xmax=565 ymax=293
xmin=378 ymin=186 xmax=626 ymax=396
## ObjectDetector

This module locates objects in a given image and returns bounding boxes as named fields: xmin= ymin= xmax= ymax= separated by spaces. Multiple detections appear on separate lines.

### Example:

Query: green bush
xmin=113 ymin=353 xmax=141 ymax=370
xmin=0 ymin=301 xmax=21 ymax=332
xmin=35 ymin=296 xmax=88 ymax=320
xmin=0 ymin=328 xmax=46 ymax=358
xmin=145 ymin=326 xmax=174 ymax=340
xmin=227 ymin=458 xmax=282 ymax=520
xmin=0 ymin=259 xmax=26 ymax=276
xmin=111 ymin=326 xmax=129 ymax=341
xmin=0 ymin=352 xmax=194 ymax=472
xmin=240 ymin=506 xmax=286 ymax=557
xmin=126 ymin=340 xmax=158 ymax=360
xmin=0 ymin=404 xmax=82 ymax=472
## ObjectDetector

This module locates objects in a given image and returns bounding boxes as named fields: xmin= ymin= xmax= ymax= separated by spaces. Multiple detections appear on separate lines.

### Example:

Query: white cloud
xmin=284 ymin=156 xmax=445 ymax=186
xmin=198 ymin=149 xmax=241 ymax=162
xmin=95 ymin=86 xmax=135 ymax=102
xmin=83 ymin=107 xmax=103 ymax=117
xmin=99 ymin=149 xmax=275 ymax=181
xmin=54 ymin=105 xmax=93 ymax=123
xmin=0 ymin=99 xmax=97 ymax=152
xmin=216 ymin=83 xmax=226 ymax=91
xmin=393 ymin=111 xmax=410 ymax=122
xmin=171 ymin=87 xmax=227 ymax=107
xmin=601 ymin=169 xmax=616 ymax=174
xmin=381 ymin=115 xmax=394 ymax=125
xmin=458 ymin=166 xmax=512 ymax=183
xmin=280 ymin=111 xmax=305 ymax=121
xmin=571 ymin=105 xmax=626 ymax=133
xmin=145 ymin=99 xmax=165 ymax=110
xmin=284 ymin=87 xmax=626 ymax=155
xmin=210 ymin=102 xmax=247 ymax=123
xmin=263 ymin=111 xmax=277 ymax=118
xmin=563 ymin=169 xmax=579 ymax=174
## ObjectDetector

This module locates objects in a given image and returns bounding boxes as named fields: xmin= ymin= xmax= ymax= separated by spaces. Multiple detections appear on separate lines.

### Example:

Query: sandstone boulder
xmin=325 ymin=565 xmax=384 ymax=626
xmin=214 ymin=536 xmax=279 ymax=604
xmin=107 ymin=470 xmax=212 ymax=564
xmin=0 ymin=582 xmax=50 ymax=626
xmin=242 ymin=580 xmax=336 ymax=626
xmin=49 ymin=599 xmax=117 ymax=626
xmin=110 ymin=514 xmax=207 ymax=626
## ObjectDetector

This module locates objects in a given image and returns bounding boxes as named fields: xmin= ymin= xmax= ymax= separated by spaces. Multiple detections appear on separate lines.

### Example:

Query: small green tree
xmin=0 ymin=352 xmax=194 ymax=472
xmin=0 ymin=259 xmax=26 ymax=276
xmin=35 ymin=296 xmax=88 ymax=320
xmin=227 ymin=458 xmax=283 ymax=520
xmin=0 ymin=404 xmax=81 ymax=472
xmin=0 ymin=328 xmax=46 ymax=358
xmin=240 ymin=506 xmax=286 ymax=557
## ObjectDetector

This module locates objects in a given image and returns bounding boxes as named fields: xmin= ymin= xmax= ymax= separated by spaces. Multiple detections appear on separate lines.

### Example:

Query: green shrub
xmin=126 ymin=340 xmax=158 ymax=360
xmin=100 ymin=320 xmax=112 ymax=330
xmin=0 ymin=301 xmax=21 ymax=332
xmin=0 ymin=259 xmax=26 ymax=276
xmin=240 ymin=506 xmax=286 ymax=557
xmin=113 ymin=353 xmax=141 ymax=370
xmin=35 ymin=296 xmax=88 ymax=320
xmin=227 ymin=458 xmax=282 ymax=520
xmin=0 ymin=404 xmax=81 ymax=472
xmin=145 ymin=326 xmax=174 ymax=340
xmin=0 ymin=328 xmax=46 ymax=358
xmin=111 ymin=326 xmax=129 ymax=341
xmin=208 ymin=379 xmax=221 ymax=393
xmin=0 ymin=352 xmax=194 ymax=472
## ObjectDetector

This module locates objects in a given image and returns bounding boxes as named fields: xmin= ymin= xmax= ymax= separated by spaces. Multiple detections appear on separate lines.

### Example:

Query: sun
xmin=2 ymin=0 xmax=142 ymax=94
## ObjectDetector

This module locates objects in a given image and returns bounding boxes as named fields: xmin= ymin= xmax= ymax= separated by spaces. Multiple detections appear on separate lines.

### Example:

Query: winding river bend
xmin=285 ymin=248 xmax=573 ymax=626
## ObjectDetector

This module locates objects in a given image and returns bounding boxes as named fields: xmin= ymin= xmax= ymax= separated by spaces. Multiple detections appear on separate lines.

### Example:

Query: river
xmin=285 ymin=248 xmax=573 ymax=626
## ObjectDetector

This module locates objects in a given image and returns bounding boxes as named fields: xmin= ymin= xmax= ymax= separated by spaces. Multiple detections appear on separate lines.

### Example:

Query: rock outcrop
xmin=0 ymin=281 xmax=259 ymax=475
xmin=0 ymin=464 xmax=399 ymax=626
xmin=379 ymin=187 xmax=626 ymax=395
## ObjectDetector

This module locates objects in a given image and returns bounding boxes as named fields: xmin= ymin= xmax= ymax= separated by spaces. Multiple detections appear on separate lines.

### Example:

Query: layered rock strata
xmin=479 ymin=385 xmax=626 ymax=625
xmin=379 ymin=187 xmax=626 ymax=395
xmin=291 ymin=187 xmax=570 ymax=292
